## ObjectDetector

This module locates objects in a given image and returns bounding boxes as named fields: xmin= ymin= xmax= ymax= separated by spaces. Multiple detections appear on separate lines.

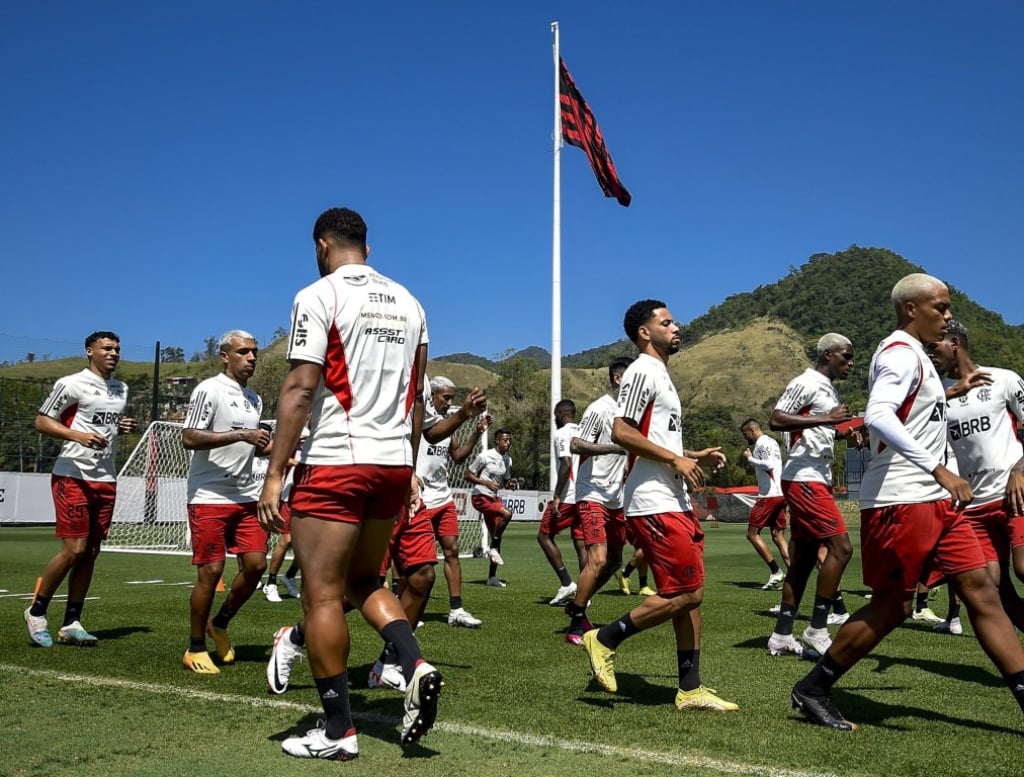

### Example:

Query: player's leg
xmin=486 ymin=506 xmax=512 ymax=584
xmin=768 ymin=534 xmax=817 ymax=656
xmin=264 ymin=532 xmax=290 ymax=602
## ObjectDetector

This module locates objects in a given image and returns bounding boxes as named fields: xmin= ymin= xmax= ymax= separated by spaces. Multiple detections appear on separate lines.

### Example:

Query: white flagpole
xmin=550 ymin=20 xmax=562 ymax=492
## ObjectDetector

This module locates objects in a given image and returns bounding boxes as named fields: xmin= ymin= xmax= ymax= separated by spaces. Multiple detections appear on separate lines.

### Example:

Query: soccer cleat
xmin=183 ymin=650 xmax=220 ymax=674
xmin=791 ymin=685 xmax=857 ymax=730
xmin=761 ymin=571 xmax=786 ymax=590
xmin=282 ymin=575 xmax=301 ymax=598
xmin=638 ymin=586 xmax=656 ymax=596
xmin=206 ymin=622 xmax=235 ymax=664
xmin=263 ymin=583 xmax=282 ymax=603
xmin=549 ymin=582 xmax=577 ymax=606
xmin=487 ymin=548 xmax=505 ymax=566
xmin=24 ymin=608 xmax=52 ymax=648
xmin=912 ymin=607 xmax=943 ymax=624
xmin=57 ymin=621 xmax=98 ymax=646
xmin=933 ymin=617 xmax=963 ymax=635
xmin=282 ymin=720 xmax=358 ymax=761
xmin=401 ymin=662 xmax=443 ymax=746
xmin=616 ymin=570 xmax=630 ymax=595
xmin=582 ymin=630 xmax=617 ymax=693
xmin=565 ymin=632 xmax=584 ymax=646
xmin=674 ymin=686 xmax=739 ymax=712
xmin=768 ymin=604 xmax=782 ymax=615
xmin=767 ymin=633 xmax=804 ymax=657
xmin=486 ymin=577 xmax=507 ymax=588
xmin=827 ymin=612 xmax=850 ymax=626
xmin=267 ymin=625 xmax=304 ymax=694
xmin=801 ymin=626 xmax=832 ymax=656
xmin=367 ymin=659 xmax=406 ymax=691
xmin=447 ymin=607 xmax=482 ymax=628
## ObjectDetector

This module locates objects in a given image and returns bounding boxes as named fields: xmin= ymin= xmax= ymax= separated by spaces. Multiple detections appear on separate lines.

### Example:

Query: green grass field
xmin=2 ymin=521 xmax=1020 ymax=777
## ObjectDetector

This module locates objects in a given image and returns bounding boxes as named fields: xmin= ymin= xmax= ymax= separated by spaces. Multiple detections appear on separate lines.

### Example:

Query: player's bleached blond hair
xmin=218 ymin=330 xmax=257 ymax=351
xmin=429 ymin=375 xmax=455 ymax=393
xmin=891 ymin=273 xmax=947 ymax=311
xmin=815 ymin=333 xmax=852 ymax=357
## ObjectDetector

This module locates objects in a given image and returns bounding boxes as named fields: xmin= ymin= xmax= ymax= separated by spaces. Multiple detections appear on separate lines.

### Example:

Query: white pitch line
xmin=0 ymin=664 xmax=836 ymax=777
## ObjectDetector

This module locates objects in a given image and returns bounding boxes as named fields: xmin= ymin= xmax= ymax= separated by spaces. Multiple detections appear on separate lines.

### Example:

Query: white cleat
xmin=368 ymin=659 xmax=406 ymax=691
xmin=767 ymin=633 xmax=805 ymax=657
xmin=801 ymin=626 xmax=832 ymax=656
xmin=549 ymin=582 xmax=577 ymax=606
xmin=912 ymin=607 xmax=943 ymax=624
xmin=487 ymin=548 xmax=505 ymax=566
xmin=447 ymin=608 xmax=482 ymax=628
xmin=827 ymin=612 xmax=850 ymax=626
xmin=282 ymin=720 xmax=358 ymax=761
xmin=401 ymin=662 xmax=443 ymax=746
xmin=263 ymin=583 xmax=282 ymax=603
xmin=267 ymin=626 xmax=304 ymax=694
xmin=768 ymin=603 xmax=781 ymax=615
xmin=761 ymin=571 xmax=785 ymax=590
xmin=933 ymin=617 xmax=963 ymax=635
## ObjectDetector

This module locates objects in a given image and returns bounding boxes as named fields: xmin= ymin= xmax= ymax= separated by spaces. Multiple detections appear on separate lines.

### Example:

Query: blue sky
xmin=3 ymin=2 xmax=1022 ymax=364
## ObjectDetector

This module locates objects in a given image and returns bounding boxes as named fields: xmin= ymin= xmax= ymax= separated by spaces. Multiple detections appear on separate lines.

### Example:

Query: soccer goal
xmin=106 ymin=420 xmax=488 ymax=558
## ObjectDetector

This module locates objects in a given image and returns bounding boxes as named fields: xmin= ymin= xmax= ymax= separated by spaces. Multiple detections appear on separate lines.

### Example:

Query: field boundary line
xmin=1 ymin=663 xmax=837 ymax=777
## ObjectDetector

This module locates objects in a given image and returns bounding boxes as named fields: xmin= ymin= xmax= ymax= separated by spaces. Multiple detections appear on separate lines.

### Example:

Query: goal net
xmin=106 ymin=420 xmax=487 ymax=558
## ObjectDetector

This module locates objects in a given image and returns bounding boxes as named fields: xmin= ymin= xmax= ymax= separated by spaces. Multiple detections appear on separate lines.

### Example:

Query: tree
xmin=160 ymin=346 xmax=185 ymax=363
xmin=486 ymin=354 xmax=550 ymax=489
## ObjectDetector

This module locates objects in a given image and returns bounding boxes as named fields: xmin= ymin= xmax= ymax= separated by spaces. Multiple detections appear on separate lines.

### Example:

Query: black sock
xmin=314 ymin=672 xmax=354 ymax=740
xmin=567 ymin=603 xmax=590 ymax=632
xmin=30 ymin=595 xmax=51 ymax=618
xmin=267 ymin=573 xmax=278 ymax=585
xmin=774 ymin=601 xmax=797 ymax=637
xmin=622 ymin=562 xmax=635 ymax=578
xmin=1005 ymin=670 xmax=1024 ymax=713
xmin=597 ymin=614 xmax=640 ymax=650
xmin=380 ymin=620 xmax=423 ymax=680
xmin=290 ymin=621 xmax=305 ymax=646
xmin=62 ymin=601 xmax=84 ymax=627
xmin=380 ymin=641 xmax=399 ymax=665
xmin=638 ymin=575 xmax=649 ymax=588
xmin=677 ymin=649 xmax=701 ymax=692
xmin=915 ymin=590 xmax=929 ymax=612
xmin=947 ymin=599 xmax=961 ymax=620
xmin=768 ymin=560 xmax=780 ymax=574
xmin=810 ymin=595 xmax=831 ymax=629
xmin=488 ymin=561 xmax=498 ymax=578
xmin=555 ymin=566 xmax=572 ymax=586
xmin=286 ymin=559 xmax=300 ymax=577
xmin=189 ymin=636 xmax=206 ymax=653
xmin=798 ymin=653 xmax=849 ymax=696
xmin=833 ymin=591 xmax=848 ymax=616
xmin=450 ymin=596 xmax=463 ymax=611
xmin=211 ymin=602 xmax=236 ymax=629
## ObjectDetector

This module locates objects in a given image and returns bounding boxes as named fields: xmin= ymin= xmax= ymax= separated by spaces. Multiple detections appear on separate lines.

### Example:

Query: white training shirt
xmin=552 ymin=422 xmax=579 ymax=505
xmin=775 ymin=368 xmax=841 ymax=485
xmin=38 ymin=368 xmax=129 ymax=483
xmin=944 ymin=366 xmax=1024 ymax=506
xmin=469 ymin=448 xmax=512 ymax=497
xmin=748 ymin=434 xmax=784 ymax=498
xmin=615 ymin=353 xmax=691 ymax=516
xmin=575 ymin=393 xmax=626 ymax=509
xmin=417 ymin=387 xmax=458 ymax=509
xmin=184 ymin=373 xmax=265 ymax=504
xmin=287 ymin=264 xmax=428 ymax=467
xmin=860 ymin=333 xmax=949 ymax=508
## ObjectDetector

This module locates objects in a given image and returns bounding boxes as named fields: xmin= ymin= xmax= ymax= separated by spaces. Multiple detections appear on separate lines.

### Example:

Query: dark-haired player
xmin=739 ymin=418 xmax=789 ymax=590
xmin=466 ymin=427 xmax=514 ymax=587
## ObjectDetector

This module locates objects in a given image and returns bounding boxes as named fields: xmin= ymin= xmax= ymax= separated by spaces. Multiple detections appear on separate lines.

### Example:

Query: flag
xmin=559 ymin=57 xmax=631 ymax=207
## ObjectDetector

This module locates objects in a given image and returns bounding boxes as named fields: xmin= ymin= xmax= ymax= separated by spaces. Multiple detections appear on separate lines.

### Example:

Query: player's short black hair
xmin=609 ymin=356 xmax=633 ymax=382
xmin=623 ymin=300 xmax=666 ymax=344
xmin=313 ymin=208 xmax=368 ymax=249
xmin=739 ymin=417 xmax=760 ymax=431
xmin=85 ymin=331 xmax=119 ymax=348
xmin=554 ymin=399 xmax=576 ymax=415
xmin=494 ymin=428 xmax=512 ymax=438
xmin=945 ymin=319 xmax=970 ymax=350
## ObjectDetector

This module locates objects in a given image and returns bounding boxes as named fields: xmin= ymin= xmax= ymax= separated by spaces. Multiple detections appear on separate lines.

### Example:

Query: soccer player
xmin=581 ymin=299 xmax=738 ymax=712
xmin=24 ymin=331 xmax=137 ymax=648
xmin=465 ymin=427 xmax=514 ymax=587
xmin=418 ymin=375 xmax=489 ymax=627
xmin=766 ymin=333 xmax=859 ymax=658
xmin=263 ymin=428 xmax=308 ymax=603
xmin=739 ymin=418 xmax=789 ymax=590
xmin=258 ymin=207 xmax=440 ymax=759
xmin=791 ymin=273 xmax=1024 ymax=730
xmin=181 ymin=330 xmax=271 ymax=674
xmin=927 ymin=319 xmax=1024 ymax=631
xmin=537 ymin=399 xmax=586 ymax=606
xmin=564 ymin=357 xmax=632 ymax=644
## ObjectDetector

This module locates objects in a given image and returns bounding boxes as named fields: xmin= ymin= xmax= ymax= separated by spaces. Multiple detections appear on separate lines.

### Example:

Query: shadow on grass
xmin=576 ymin=672 xmax=676 ymax=708
xmin=864 ymin=652 xmax=1003 ymax=687
xmin=92 ymin=625 xmax=152 ymax=641
xmin=723 ymin=580 xmax=776 ymax=591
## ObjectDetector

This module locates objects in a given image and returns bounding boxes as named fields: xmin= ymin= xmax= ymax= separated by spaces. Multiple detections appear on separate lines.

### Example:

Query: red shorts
xmin=577 ymin=501 xmax=626 ymax=548
xmin=782 ymin=480 xmax=846 ymax=540
xmin=472 ymin=494 xmax=508 ymax=535
xmin=539 ymin=502 xmax=584 ymax=541
xmin=51 ymin=475 xmax=116 ymax=540
xmin=384 ymin=506 xmax=439 ymax=576
xmin=187 ymin=502 xmax=268 ymax=565
xmin=289 ymin=463 xmax=412 ymax=523
xmin=964 ymin=500 xmax=1024 ymax=565
xmin=861 ymin=500 xmax=986 ymax=593
xmin=272 ymin=501 xmax=292 ymax=534
xmin=626 ymin=511 xmax=704 ymax=595
xmin=424 ymin=501 xmax=459 ymax=539
xmin=748 ymin=496 xmax=788 ymax=530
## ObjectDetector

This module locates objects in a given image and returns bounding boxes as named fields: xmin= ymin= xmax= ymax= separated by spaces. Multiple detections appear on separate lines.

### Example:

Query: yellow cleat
xmin=674 ymin=686 xmax=738 ymax=712
xmin=206 ymin=623 xmax=235 ymax=664
xmin=638 ymin=586 xmax=656 ymax=596
xmin=183 ymin=650 xmax=220 ymax=674
xmin=615 ymin=571 xmax=630 ymax=595
xmin=582 ymin=630 xmax=617 ymax=693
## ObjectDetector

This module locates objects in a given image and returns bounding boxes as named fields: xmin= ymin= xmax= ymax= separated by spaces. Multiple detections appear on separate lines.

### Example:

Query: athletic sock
xmin=314 ymin=672 xmax=354 ymax=740
xmin=380 ymin=620 xmax=423 ymax=680
xmin=290 ymin=621 xmax=305 ymax=647
xmin=798 ymin=653 xmax=849 ymax=696
xmin=211 ymin=602 xmax=237 ymax=629
xmin=29 ymin=595 xmax=51 ymax=618
xmin=450 ymin=596 xmax=463 ymax=611
xmin=947 ymin=598 xmax=961 ymax=621
xmin=768 ymin=560 xmax=780 ymax=575
xmin=638 ymin=574 xmax=649 ymax=589
xmin=832 ymin=591 xmax=848 ymax=616
xmin=597 ymin=614 xmax=640 ymax=650
xmin=621 ymin=562 xmax=635 ymax=578
xmin=566 ymin=602 xmax=591 ymax=633
xmin=555 ymin=566 xmax=572 ymax=587
xmin=63 ymin=601 xmax=84 ymax=627
xmin=188 ymin=636 xmax=206 ymax=653
xmin=677 ymin=649 xmax=701 ymax=692
xmin=286 ymin=558 xmax=301 ymax=577
xmin=267 ymin=573 xmax=278 ymax=585
xmin=488 ymin=561 xmax=498 ymax=578
xmin=810 ymin=595 xmax=831 ymax=629
xmin=774 ymin=601 xmax=797 ymax=636
xmin=915 ymin=589 xmax=929 ymax=613
xmin=1005 ymin=670 xmax=1024 ymax=713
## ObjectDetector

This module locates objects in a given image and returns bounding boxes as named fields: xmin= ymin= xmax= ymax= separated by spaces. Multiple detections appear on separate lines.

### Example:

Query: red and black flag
xmin=559 ymin=57 xmax=631 ymax=207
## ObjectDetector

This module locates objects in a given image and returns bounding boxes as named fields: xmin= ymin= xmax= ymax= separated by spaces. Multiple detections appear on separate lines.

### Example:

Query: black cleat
xmin=791 ymin=685 xmax=857 ymax=731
